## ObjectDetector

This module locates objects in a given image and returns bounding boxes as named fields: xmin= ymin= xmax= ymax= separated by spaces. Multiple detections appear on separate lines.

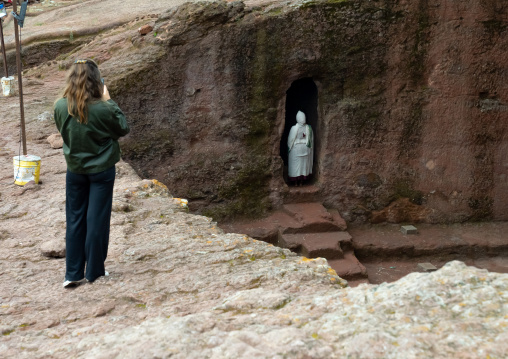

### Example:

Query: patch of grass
xmin=482 ymin=20 xmax=507 ymax=35
xmin=390 ymin=178 xmax=423 ymax=205
xmin=468 ymin=196 xmax=493 ymax=221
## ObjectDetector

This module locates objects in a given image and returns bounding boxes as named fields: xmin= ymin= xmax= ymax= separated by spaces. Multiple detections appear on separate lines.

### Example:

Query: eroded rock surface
xmin=46 ymin=133 xmax=63 ymax=149
xmin=1 ymin=153 xmax=507 ymax=358
xmin=1 ymin=105 xmax=506 ymax=357
xmin=3 ymin=0 xmax=506 ymax=224
xmin=107 ymin=0 xmax=507 ymax=224
xmin=65 ymin=262 xmax=508 ymax=359
xmin=0 ymin=1 xmax=507 ymax=357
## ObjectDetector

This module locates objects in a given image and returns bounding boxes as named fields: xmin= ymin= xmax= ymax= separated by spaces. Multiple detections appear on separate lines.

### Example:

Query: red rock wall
xmin=117 ymin=0 xmax=508 ymax=223
xmin=367 ymin=0 xmax=508 ymax=223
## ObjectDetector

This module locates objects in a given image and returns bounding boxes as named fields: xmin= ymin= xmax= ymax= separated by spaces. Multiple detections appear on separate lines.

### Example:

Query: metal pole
xmin=12 ymin=0 xmax=26 ymax=155
xmin=0 ymin=19 xmax=7 ymax=77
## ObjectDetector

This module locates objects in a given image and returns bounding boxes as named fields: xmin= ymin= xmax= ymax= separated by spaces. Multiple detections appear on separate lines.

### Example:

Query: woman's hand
xmin=103 ymin=84 xmax=111 ymax=101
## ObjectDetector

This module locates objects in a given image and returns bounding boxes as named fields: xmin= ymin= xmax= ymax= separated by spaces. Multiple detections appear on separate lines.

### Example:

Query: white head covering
xmin=296 ymin=111 xmax=306 ymax=126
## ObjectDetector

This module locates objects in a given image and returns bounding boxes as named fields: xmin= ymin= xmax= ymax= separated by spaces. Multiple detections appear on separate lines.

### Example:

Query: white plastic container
xmin=1 ymin=76 xmax=15 ymax=96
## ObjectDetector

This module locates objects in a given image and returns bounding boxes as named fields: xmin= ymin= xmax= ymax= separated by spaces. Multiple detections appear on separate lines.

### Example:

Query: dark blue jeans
xmin=65 ymin=166 xmax=115 ymax=282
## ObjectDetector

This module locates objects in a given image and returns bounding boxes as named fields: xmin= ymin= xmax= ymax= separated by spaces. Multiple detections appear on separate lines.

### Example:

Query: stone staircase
xmin=220 ymin=194 xmax=369 ymax=284
xmin=276 ymin=202 xmax=368 ymax=283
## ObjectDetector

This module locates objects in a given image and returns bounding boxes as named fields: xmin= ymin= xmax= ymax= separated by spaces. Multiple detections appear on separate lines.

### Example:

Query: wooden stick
xmin=12 ymin=0 xmax=26 ymax=155
xmin=0 ymin=19 xmax=8 ymax=77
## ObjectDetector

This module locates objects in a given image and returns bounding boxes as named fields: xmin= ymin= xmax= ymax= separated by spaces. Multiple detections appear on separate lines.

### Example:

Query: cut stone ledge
xmin=401 ymin=225 xmax=418 ymax=235
xmin=417 ymin=262 xmax=437 ymax=272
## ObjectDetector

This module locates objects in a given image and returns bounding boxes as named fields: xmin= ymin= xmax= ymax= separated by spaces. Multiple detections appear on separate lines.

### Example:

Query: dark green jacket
xmin=54 ymin=98 xmax=130 ymax=174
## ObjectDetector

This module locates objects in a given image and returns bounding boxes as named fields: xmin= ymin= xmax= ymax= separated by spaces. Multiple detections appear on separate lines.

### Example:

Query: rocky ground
xmin=0 ymin=0 xmax=507 ymax=357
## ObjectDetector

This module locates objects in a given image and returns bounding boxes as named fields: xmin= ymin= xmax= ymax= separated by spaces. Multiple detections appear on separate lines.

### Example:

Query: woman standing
xmin=287 ymin=111 xmax=313 ymax=186
xmin=54 ymin=59 xmax=130 ymax=288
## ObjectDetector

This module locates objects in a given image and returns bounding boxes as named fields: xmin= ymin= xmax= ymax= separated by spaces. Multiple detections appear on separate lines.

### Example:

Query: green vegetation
xmin=204 ymin=26 xmax=284 ymax=220
xmin=407 ymin=0 xmax=430 ymax=85
xmin=273 ymin=298 xmax=290 ymax=310
xmin=481 ymin=20 xmax=507 ymax=35
xmin=206 ymin=157 xmax=272 ymax=220
xmin=121 ymin=130 xmax=175 ymax=160
xmin=468 ymin=196 xmax=493 ymax=221
xmin=390 ymin=178 xmax=424 ymax=205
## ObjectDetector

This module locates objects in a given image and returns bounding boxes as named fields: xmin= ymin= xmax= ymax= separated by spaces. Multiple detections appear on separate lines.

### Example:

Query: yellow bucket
xmin=13 ymin=155 xmax=41 ymax=186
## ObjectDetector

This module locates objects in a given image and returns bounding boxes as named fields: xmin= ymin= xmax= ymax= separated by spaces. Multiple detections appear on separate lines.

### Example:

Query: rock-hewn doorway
xmin=280 ymin=77 xmax=319 ymax=184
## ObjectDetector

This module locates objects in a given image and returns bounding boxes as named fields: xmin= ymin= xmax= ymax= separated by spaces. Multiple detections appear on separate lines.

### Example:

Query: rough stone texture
xmin=351 ymin=222 xmax=508 ymax=260
xmin=0 ymin=0 xmax=184 ymax=76
xmin=1 ymin=80 xmax=507 ymax=358
xmin=4 ymin=0 xmax=507 ymax=225
xmin=104 ymin=0 xmax=507 ymax=224
xmin=371 ymin=198 xmax=432 ymax=224
xmin=282 ymin=203 xmax=340 ymax=233
xmin=328 ymin=208 xmax=348 ymax=231
xmin=417 ymin=262 xmax=437 ymax=272
xmin=46 ymin=133 xmax=63 ymax=149
xmin=138 ymin=24 xmax=153 ymax=35
xmin=0 ymin=3 xmax=507 ymax=356
xmin=328 ymin=251 xmax=368 ymax=281
xmin=401 ymin=224 xmax=418 ymax=235
xmin=1 ymin=144 xmax=507 ymax=358
xmin=40 ymin=238 xmax=66 ymax=258
xmin=12 ymin=180 xmax=39 ymax=196
xmin=283 ymin=185 xmax=321 ymax=204
xmin=299 ymin=233 xmax=343 ymax=259
xmin=221 ymin=202 xmax=348 ymax=242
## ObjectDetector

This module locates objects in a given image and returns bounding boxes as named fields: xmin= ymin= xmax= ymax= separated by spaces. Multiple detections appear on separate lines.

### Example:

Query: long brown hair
xmin=63 ymin=59 xmax=103 ymax=124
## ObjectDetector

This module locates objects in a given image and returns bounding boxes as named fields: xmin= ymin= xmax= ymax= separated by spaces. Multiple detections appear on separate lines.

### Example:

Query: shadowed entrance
xmin=280 ymin=77 xmax=318 ymax=184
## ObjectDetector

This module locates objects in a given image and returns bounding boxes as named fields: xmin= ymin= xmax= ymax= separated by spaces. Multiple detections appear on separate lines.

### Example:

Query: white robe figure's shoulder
xmin=287 ymin=125 xmax=298 ymax=151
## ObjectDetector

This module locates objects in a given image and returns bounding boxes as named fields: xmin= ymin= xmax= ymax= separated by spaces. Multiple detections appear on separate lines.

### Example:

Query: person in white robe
xmin=287 ymin=111 xmax=313 ymax=185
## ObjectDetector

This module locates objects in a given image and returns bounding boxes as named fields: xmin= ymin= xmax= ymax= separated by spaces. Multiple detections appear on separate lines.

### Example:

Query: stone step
xmin=301 ymin=233 xmax=342 ymax=259
xmin=349 ymin=223 xmax=508 ymax=261
xmin=220 ymin=202 xmax=349 ymax=241
xmin=278 ymin=232 xmax=305 ymax=251
xmin=328 ymin=251 xmax=369 ymax=281
xmin=279 ymin=232 xmax=353 ymax=259
xmin=283 ymin=185 xmax=321 ymax=204
xmin=327 ymin=208 xmax=348 ymax=231
xmin=220 ymin=211 xmax=300 ymax=244
xmin=281 ymin=202 xmax=343 ymax=233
